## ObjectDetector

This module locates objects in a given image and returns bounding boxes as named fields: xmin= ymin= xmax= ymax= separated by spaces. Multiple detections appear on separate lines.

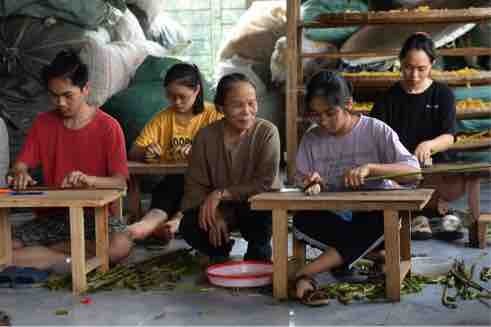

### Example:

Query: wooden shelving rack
xmin=285 ymin=1 xmax=491 ymax=181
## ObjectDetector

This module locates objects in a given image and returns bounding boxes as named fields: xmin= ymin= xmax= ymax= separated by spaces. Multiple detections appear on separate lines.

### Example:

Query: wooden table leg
xmin=400 ymin=211 xmax=411 ymax=263
xmin=128 ymin=175 xmax=142 ymax=223
xmin=384 ymin=209 xmax=401 ymax=301
xmin=272 ymin=209 xmax=289 ymax=300
xmin=95 ymin=205 xmax=110 ymax=273
xmin=70 ymin=206 xmax=87 ymax=295
xmin=0 ymin=208 xmax=12 ymax=267
xmin=467 ymin=178 xmax=482 ymax=248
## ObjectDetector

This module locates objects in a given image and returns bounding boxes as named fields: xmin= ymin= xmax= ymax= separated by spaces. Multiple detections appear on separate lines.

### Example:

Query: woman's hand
xmin=174 ymin=144 xmax=192 ymax=161
xmin=303 ymin=172 xmax=323 ymax=195
xmin=344 ymin=164 xmax=370 ymax=188
xmin=199 ymin=190 xmax=223 ymax=232
xmin=144 ymin=143 xmax=162 ymax=162
xmin=414 ymin=141 xmax=433 ymax=165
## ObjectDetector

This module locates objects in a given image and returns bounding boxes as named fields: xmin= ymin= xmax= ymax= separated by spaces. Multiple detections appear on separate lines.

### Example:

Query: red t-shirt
xmin=17 ymin=109 xmax=129 ymax=187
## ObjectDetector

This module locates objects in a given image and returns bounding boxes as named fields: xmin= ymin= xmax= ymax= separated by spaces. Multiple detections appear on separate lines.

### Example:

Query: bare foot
xmin=152 ymin=212 xmax=183 ymax=241
xmin=127 ymin=209 xmax=167 ymax=240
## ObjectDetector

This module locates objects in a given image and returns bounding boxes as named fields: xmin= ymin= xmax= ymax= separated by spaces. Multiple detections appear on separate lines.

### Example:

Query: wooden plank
xmin=384 ymin=209 xmax=401 ymax=301
xmin=0 ymin=189 xmax=124 ymax=208
xmin=302 ymin=47 xmax=491 ymax=59
xmin=422 ymin=163 xmax=491 ymax=180
xmin=286 ymin=0 xmax=300 ymax=183
xmin=95 ymin=206 xmax=110 ymax=273
xmin=293 ymin=236 xmax=306 ymax=272
xmin=302 ymin=7 xmax=491 ymax=27
xmin=272 ymin=209 xmax=289 ymax=299
xmin=127 ymin=161 xmax=187 ymax=175
xmin=457 ymin=110 xmax=491 ymax=120
xmin=344 ymin=72 xmax=491 ymax=88
xmin=0 ymin=208 xmax=12 ymax=267
xmin=400 ymin=260 xmax=412 ymax=284
xmin=70 ymin=206 xmax=87 ymax=295
xmin=86 ymin=257 xmax=102 ymax=274
xmin=448 ymin=138 xmax=491 ymax=152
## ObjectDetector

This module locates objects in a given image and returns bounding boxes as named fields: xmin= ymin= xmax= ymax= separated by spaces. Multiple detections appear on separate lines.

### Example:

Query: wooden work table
xmin=0 ymin=189 xmax=125 ymax=295
xmin=127 ymin=161 xmax=188 ymax=220
xmin=250 ymin=188 xmax=434 ymax=301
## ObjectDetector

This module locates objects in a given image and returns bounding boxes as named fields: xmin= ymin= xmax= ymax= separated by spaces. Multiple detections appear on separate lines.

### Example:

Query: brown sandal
xmin=295 ymin=275 xmax=330 ymax=307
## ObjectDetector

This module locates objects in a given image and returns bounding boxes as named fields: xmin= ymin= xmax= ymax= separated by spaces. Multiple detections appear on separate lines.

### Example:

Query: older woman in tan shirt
xmin=179 ymin=73 xmax=281 ymax=262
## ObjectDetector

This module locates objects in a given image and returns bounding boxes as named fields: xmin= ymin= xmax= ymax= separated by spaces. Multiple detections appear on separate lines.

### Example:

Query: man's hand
xmin=414 ymin=141 xmax=433 ymax=165
xmin=144 ymin=143 xmax=162 ymax=162
xmin=303 ymin=172 xmax=323 ymax=196
xmin=61 ymin=171 xmax=96 ymax=188
xmin=344 ymin=164 xmax=370 ymax=188
xmin=199 ymin=190 xmax=223 ymax=232
xmin=209 ymin=214 xmax=229 ymax=248
xmin=7 ymin=171 xmax=37 ymax=190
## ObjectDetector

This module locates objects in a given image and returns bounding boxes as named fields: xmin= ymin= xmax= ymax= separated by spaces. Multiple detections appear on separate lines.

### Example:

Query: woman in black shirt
xmin=371 ymin=33 xmax=466 ymax=241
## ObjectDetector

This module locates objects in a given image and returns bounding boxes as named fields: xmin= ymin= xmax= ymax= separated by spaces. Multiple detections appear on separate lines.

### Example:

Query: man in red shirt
xmin=7 ymin=51 xmax=164 ymax=271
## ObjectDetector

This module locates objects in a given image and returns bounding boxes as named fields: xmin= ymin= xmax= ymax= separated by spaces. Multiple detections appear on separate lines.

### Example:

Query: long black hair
xmin=214 ymin=73 xmax=256 ymax=109
xmin=399 ymin=32 xmax=436 ymax=63
xmin=41 ymin=50 xmax=88 ymax=89
xmin=163 ymin=63 xmax=205 ymax=114
xmin=305 ymin=70 xmax=352 ymax=111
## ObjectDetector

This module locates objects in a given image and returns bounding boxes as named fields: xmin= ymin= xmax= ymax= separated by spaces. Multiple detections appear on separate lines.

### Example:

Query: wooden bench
xmin=127 ymin=161 xmax=187 ymax=221
xmin=250 ymin=189 xmax=434 ymax=301
xmin=422 ymin=163 xmax=491 ymax=248
xmin=0 ymin=189 xmax=124 ymax=295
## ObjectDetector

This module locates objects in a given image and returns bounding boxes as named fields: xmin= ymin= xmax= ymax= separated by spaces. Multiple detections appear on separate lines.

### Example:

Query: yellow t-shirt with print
xmin=134 ymin=102 xmax=223 ymax=162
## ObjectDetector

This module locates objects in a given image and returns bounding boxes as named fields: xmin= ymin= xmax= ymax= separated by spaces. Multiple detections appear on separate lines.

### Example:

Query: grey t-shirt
xmin=295 ymin=115 xmax=420 ymax=192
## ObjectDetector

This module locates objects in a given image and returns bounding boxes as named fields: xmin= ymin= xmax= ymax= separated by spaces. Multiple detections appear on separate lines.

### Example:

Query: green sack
xmin=132 ymin=56 xmax=182 ymax=84
xmin=302 ymin=0 xmax=368 ymax=44
xmin=0 ymin=0 xmax=125 ymax=29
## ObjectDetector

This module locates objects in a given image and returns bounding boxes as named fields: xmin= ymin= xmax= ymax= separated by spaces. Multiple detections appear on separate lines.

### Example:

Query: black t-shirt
xmin=370 ymin=81 xmax=456 ymax=162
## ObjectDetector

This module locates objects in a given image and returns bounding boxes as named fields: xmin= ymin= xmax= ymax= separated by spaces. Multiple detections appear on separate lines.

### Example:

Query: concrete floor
xmin=1 ymin=183 xmax=490 ymax=326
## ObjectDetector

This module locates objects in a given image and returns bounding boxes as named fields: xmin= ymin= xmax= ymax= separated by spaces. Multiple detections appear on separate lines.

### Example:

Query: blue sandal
xmin=0 ymin=266 xmax=49 ymax=288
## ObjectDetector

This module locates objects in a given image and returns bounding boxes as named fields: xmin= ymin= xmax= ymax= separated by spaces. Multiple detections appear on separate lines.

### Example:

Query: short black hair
xmin=41 ymin=50 xmax=88 ymax=89
xmin=399 ymin=33 xmax=436 ymax=63
xmin=164 ymin=63 xmax=205 ymax=115
xmin=305 ymin=70 xmax=352 ymax=111
xmin=214 ymin=73 xmax=256 ymax=107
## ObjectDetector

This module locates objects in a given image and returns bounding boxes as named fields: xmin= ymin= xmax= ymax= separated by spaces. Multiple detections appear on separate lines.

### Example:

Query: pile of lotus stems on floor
xmin=441 ymin=260 xmax=491 ymax=309
xmin=44 ymin=249 xmax=201 ymax=293
xmin=318 ymin=260 xmax=490 ymax=307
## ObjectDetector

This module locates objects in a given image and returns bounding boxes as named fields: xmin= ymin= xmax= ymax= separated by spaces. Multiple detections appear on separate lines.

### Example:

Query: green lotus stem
xmin=365 ymin=163 xmax=491 ymax=182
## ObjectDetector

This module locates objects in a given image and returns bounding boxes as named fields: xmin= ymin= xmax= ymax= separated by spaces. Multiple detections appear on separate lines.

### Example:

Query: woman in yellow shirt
xmin=129 ymin=63 xmax=223 ymax=241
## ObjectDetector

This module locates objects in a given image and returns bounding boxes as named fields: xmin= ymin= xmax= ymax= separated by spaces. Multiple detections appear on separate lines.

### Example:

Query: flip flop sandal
xmin=295 ymin=275 xmax=330 ymax=307
xmin=0 ymin=310 xmax=11 ymax=327
xmin=301 ymin=289 xmax=330 ymax=307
